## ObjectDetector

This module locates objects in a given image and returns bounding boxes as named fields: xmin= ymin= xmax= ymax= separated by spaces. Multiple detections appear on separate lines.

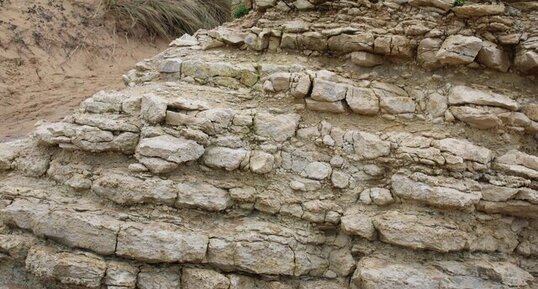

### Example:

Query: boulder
xmin=477 ymin=200 xmax=538 ymax=218
xmin=0 ymin=140 xmax=22 ymax=170
xmin=379 ymin=96 xmax=416 ymax=114
xmin=92 ymin=173 xmax=177 ymax=206
xmin=283 ymin=20 xmax=309 ymax=33
xmin=141 ymin=94 xmax=167 ymax=124
xmin=448 ymin=85 xmax=519 ymax=111
xmin=372 ymin=211 xmax=468 ymax=252
xmin=117 ymin=222 xmax=208 ymax=263
xmin=311 ymin=79 xmax=348 ymax=102
xmin=208 ymin=240 xmax=296 ymax=276
xmin=495 ymin=150 xmax=538 ymax=180
xmin=254 ymin=0 xmax=276 ymax=9
xmin=352 ymin=258 xmax=446 ymax=289
xmin=346 ymin=87 xmax=379 ymax=115
xmin=350 ymin=51 xmax=383 ymax=67
xmin=514 ymin=48 xmax=538 ymax=75
xmin=475 ymin=261 xmax=534 ymax=287
xmin=105 ymin=261 xmax=139 ymax=288
xmin=203 ymin=147 xmax=249 ymax=171
xmin=417 ymin=38 xmax=442 ymax=68
xmin=408 ymin=0 xmax=453 ymax=12
xmin=176 ymin=182 xmax=232 ymax=211
xmin=32 ymin=210 xmax=121 ymax=256
xmin=352 ymin=131 xmax=391 ymax=159
xmin=26 ymin=246 xmax=106 ymax=289
xmin=477 ymin=41 xmax=511 ymax=72
xmin=436 ymin=35 xmax=483 ymax=65
xmin=249 ymin=150 xmax=275 ymax=174
xmin=391 ymin=174 xmax=481 ymax=209
xmin=298 ymin=32 xmax=327 ymax=51
xmin=341 ymin=213 xmax=376 ymax=240
xmin=327 ymin=33 xmax=374 ymax=53
xmin=452 ymin=4 xmax=505 ymax=17
xmin=305 ymin=98 xmax=347 ymax=113
xmin=182 ymin=268 xmax=230 ymax=289
xmin=363 ymin=188 xmax=394 ymax=206
xmin=137 ymin=266 xmax=181 ymax=289
xmin=425 ymin=92 xmax=448 ymax=117
xmin=301 ymin=161 xmax=332 ymax=180
xmin=435 ymin=138 xmax=493 ymax=164
xmin=170 ymin=34 xmax=199 ymax=47
xmin=254 ymin=112 xmax=300 ymax=141
xmin=449 ymin=106 xmax=504 ymax=129
xmin=136 ymin=135 xmax=205 ymax=164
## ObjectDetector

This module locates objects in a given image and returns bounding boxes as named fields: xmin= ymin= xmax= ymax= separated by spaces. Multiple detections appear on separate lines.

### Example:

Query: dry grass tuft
xmin=99 ymin=0 xmax=231 ymax=38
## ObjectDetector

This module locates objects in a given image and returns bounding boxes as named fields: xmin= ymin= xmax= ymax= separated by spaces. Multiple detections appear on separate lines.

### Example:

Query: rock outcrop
xmin=0 ymin=0 xmax=537 ymax=288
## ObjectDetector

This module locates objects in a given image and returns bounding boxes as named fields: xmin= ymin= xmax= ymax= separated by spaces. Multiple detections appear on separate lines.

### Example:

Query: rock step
xmin=11 ymin=242 xmax=535 ymax=289
xmin=197 ymin=0 xmax=538 ymax=74
xmin=2 ymin=183 xmax=537 ymax=261
xmin=22 ymin=243 xmax=351 ymax=289
xmin=2 ymin=81 xmax=536 ymax=221
xmin=124 ymin=54 xmax=538 ymax=135
xmin=18 ymin=109 xmax=538 ymax=218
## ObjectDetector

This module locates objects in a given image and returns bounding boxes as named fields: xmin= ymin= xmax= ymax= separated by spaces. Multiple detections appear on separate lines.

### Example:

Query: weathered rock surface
xmin=1 ymin=0 xmax=537 ymax=288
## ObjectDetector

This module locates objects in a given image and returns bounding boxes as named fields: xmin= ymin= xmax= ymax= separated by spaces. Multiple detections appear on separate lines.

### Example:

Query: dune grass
xmin=99 ymin=0 xmax=231 ymax=38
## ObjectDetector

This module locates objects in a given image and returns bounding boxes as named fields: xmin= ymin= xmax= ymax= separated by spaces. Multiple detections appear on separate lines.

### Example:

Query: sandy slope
xmin=0 ymin=0 xmax=168 ymax=141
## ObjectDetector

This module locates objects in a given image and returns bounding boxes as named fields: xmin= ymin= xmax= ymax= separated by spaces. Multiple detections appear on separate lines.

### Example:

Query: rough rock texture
xmin=1 ymin=1 xmax=537 ymax=288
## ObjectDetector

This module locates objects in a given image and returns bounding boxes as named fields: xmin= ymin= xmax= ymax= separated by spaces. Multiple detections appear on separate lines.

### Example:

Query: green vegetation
xmin=233 ymin=3 xmax=249 ymax=19
xmin=454 ymin=0 xmax=465 ymax=7
xmin=99 ymin=0 xmax=231 ymax=38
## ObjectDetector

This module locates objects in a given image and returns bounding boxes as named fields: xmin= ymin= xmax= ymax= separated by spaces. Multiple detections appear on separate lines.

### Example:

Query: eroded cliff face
xmin=0 ymin=0 xmax=537 ymax=288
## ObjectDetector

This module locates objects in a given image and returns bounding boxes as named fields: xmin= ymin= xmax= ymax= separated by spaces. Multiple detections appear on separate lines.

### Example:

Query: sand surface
xmin=0 ymin=0 xmax=167 ymax=141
